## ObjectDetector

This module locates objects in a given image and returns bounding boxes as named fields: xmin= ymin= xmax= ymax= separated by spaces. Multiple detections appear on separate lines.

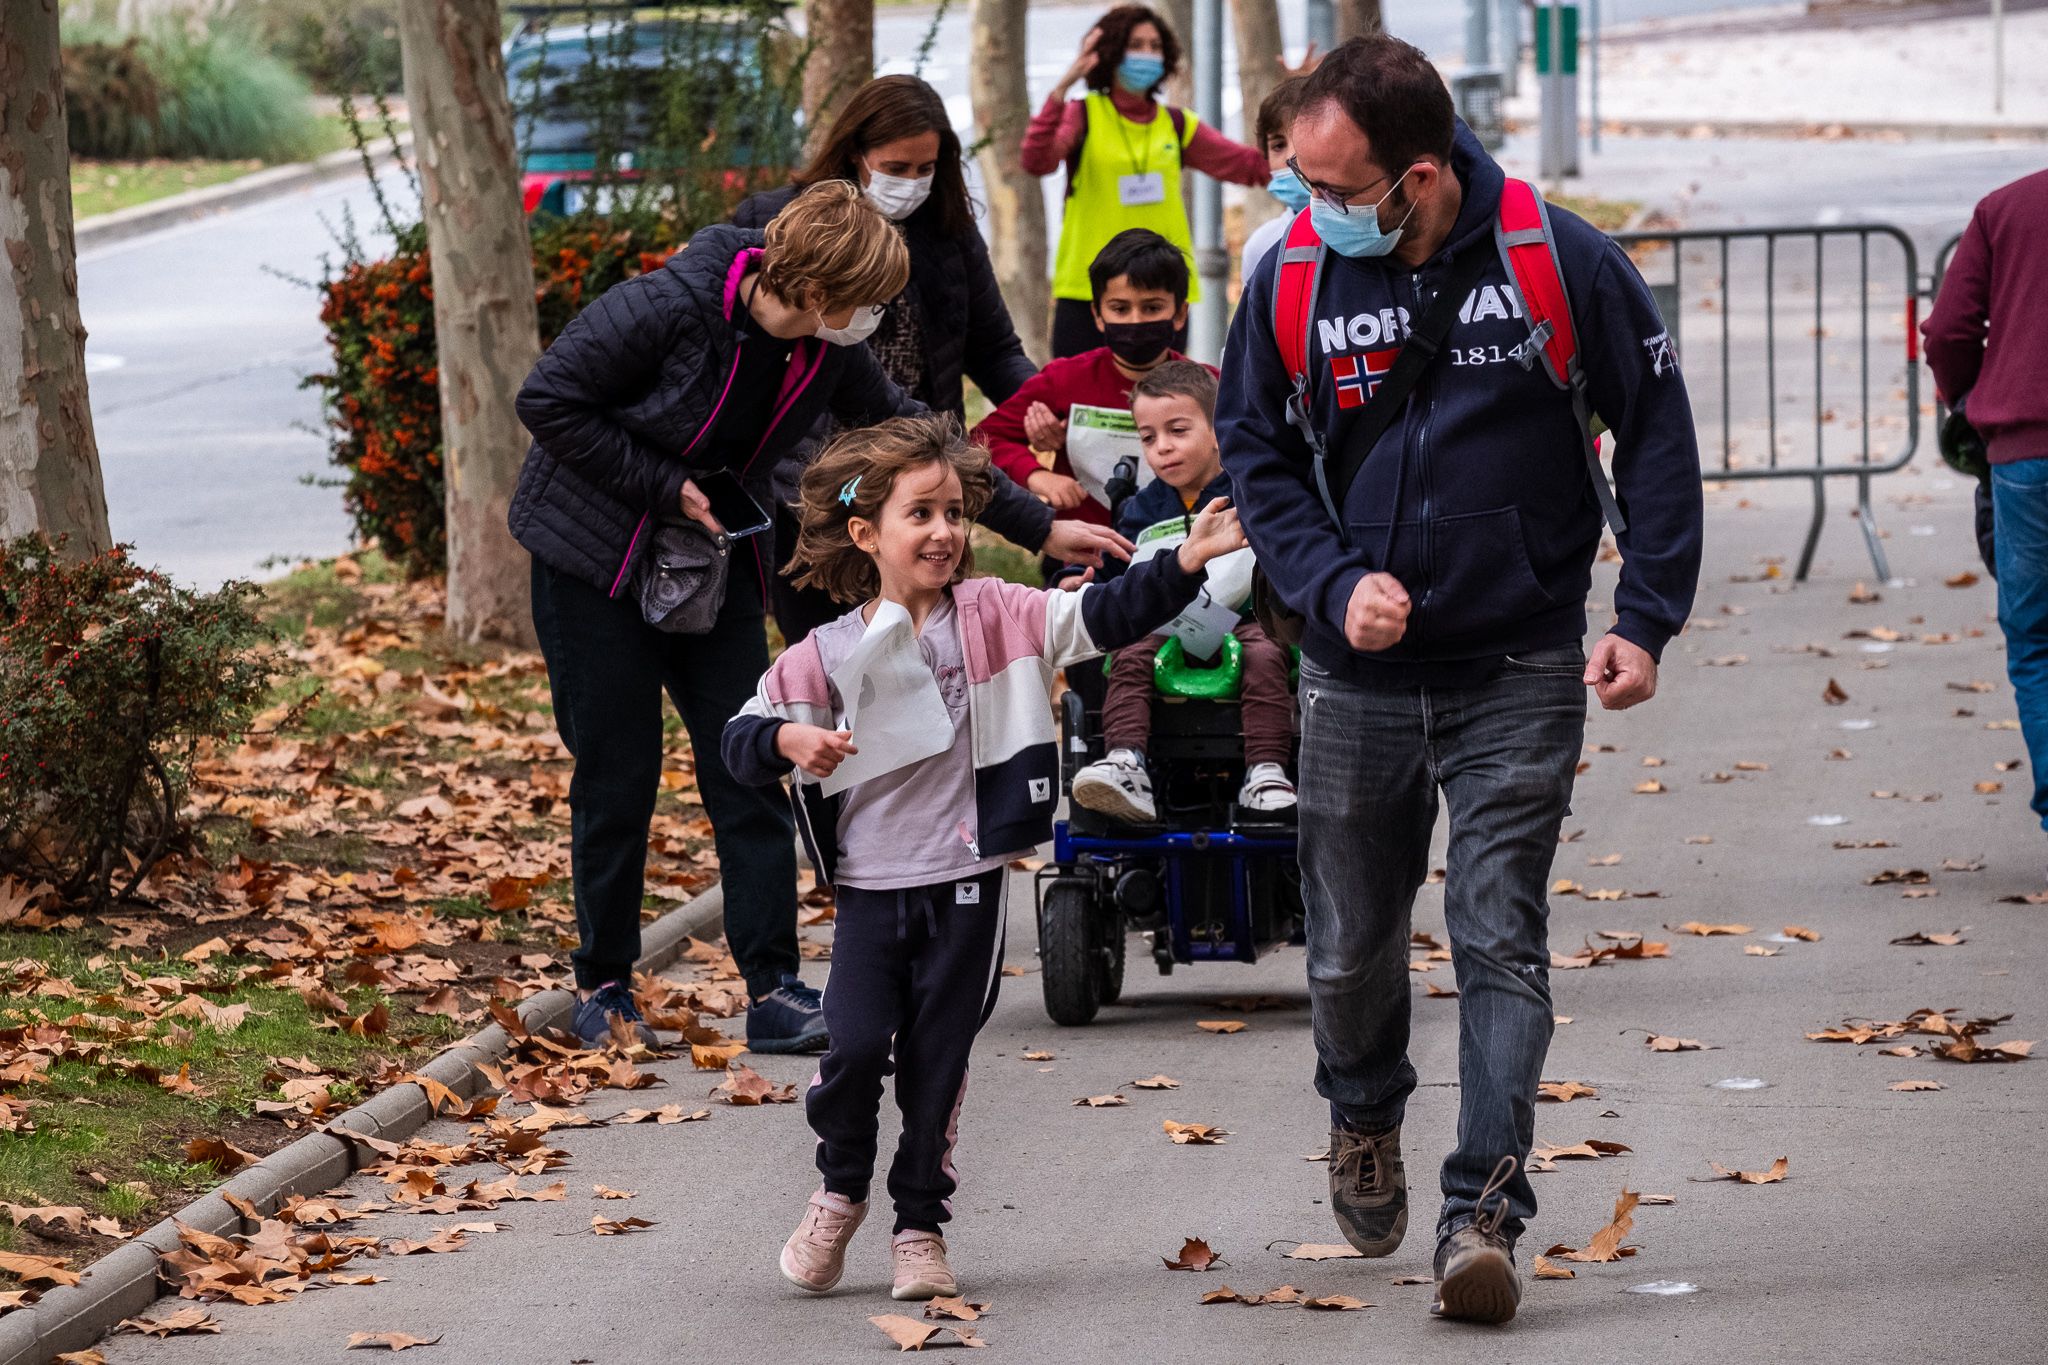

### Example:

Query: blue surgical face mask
xmin=1116 ymin=54 xmax=1166 ymax=94
xmin=1309 ymin=167 xmax=1416 ymax=259
xmin=1268 ymin=167 xmax=1311 ymax=212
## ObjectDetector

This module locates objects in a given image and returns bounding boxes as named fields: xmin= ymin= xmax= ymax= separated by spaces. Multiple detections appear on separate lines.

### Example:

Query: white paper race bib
xmin=1118 ymin=172 xmax=1166 ymax=206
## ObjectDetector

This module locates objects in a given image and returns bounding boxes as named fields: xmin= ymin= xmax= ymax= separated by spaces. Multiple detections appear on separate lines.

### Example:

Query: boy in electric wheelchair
xmin=1063 ymin=360 xmax=1297 ymax=824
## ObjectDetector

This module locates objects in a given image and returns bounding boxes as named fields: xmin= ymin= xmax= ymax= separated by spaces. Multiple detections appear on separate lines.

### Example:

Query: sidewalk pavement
xmin=98 ymin=461 xmax=2046 ymax=1364
xmin=1500 ymin=7 xmax=2048 ymax=137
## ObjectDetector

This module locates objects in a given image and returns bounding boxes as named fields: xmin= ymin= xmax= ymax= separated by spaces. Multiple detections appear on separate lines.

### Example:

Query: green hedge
xmin=64 ymin=23 xmax=322 ymax=163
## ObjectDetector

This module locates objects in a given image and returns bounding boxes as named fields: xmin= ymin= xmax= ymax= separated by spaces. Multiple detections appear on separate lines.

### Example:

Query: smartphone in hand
xmin=692 ymin=468 xmax=772 ymax=538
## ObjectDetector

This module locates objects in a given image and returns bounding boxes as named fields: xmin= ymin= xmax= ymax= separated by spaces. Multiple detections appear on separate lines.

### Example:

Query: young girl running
xmin=722 ymin=415 xmax=1243 ymax=1300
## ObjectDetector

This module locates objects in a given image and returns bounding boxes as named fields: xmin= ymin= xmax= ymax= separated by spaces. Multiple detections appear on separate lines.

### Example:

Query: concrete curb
xmin=0 ymin=885 xmax=723 ymax=1365
xmin=74 ymin=133 xmax=415 ymax=252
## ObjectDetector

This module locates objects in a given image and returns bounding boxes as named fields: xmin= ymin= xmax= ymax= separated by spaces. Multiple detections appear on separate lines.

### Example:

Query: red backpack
xmin=1270 ymin=177 xmax=1626 ymax=535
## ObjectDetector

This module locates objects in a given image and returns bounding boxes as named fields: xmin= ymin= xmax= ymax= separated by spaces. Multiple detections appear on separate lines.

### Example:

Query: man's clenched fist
xmin=1345 ymin=572 xmax=1411 ymax=652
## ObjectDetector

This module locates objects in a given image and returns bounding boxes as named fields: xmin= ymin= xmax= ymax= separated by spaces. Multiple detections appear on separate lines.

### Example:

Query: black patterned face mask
xmin=1100 ymin=317 xmax=1177 ymax=367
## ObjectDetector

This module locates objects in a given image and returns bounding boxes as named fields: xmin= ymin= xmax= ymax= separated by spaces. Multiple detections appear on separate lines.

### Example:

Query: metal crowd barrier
xmin=1609 ymin=223 xmax=1924 ymax=582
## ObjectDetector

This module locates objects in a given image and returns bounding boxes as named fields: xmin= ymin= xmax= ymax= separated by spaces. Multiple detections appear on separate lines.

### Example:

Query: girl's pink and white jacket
xmin=722 ymin=551 xmax=1207 ymax=885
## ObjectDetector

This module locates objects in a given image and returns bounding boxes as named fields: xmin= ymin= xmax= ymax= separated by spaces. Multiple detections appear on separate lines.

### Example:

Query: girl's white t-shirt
xmin=815 ymin=595 xmax=1016 ymax=890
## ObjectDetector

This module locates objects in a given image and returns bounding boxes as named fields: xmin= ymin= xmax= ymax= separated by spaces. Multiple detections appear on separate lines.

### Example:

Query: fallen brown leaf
xmin=1667 ymin=921 xmax=1751 ymax=936
xmin=591 ymin=1215 xmax=656 ymax=1235
xmin=116 ymin=1308 xmax=219 ymax=1337
xmin=1537 ymin=1080 xmax=1599 ymax=1103
xmin=1163 ymin=1237 xmax=1222 ymax=1271
xmin=1644 ymin=1034 xmax=1715 ymax=1052
xmin=1195 ymin=1020 xmax=1246 ymax=1034
xmin=714 ymin=1064 xmax=795 ymax=1106
xmin=1698 ymin=1157 xmax=1789 ymax=1185
xmin=1782 ymin=925 xmax=1822 ymax=941
xmin=593 ymin=1185 xmax=636 ymax=1200
xmin=871 ymin=1312 xmax=985 ymax=1350
xmin=1129 ymin=1075 xmax=1180 ymax=1090
xmin=346 ymin=1333 xmax=442 ymax=1351
xmin=1548 ymin=1188 xmax=1640 ymax=1263
xmin=1890 ymin=929 xmax=1966 ymax=946
xmin=1301 ymin=1293 xmax=1370 ymax=1311
xmin=1888 ymin=1079 xmax=1945 ymax=1092
xmin=1822 ymin=678 xmax=1850 ymax=706
xmin=1163 ymin=1120 xmax=1228 ymax=1145
xmin=0 ymin=1250 xmax=80 ymax=1287
xmin=923 ymin=1296 xmax=990 ymax=1322
xmin=1532 ymin=1254 xmax=1575 ymax=1279
xmin=1073 ymin=1094 xmax=1127 ymax=1108
xmin=612 ymin=1105 xmax=708 ymax=1125
xmin=1283 ymin=1243 xmax=1364 ymax=1261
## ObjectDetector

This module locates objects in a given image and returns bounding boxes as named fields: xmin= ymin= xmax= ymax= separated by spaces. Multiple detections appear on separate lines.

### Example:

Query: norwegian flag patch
xmin=1329 ymin=348 xmax=1401 ymax=409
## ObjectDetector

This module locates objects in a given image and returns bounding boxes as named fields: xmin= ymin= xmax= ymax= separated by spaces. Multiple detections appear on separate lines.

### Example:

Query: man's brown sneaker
xmin=1431 ymin=1156 xmax=1525 ymax=1324
xmin=1430 ymin=1222 xmax=1521 ymax=1324
xmin=1327 ymin=1122 xmax=1407 ymax=1256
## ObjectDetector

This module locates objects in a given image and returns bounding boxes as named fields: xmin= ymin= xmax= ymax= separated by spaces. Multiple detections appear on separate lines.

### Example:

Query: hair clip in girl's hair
xmin=837 ymin=474 xmax=862 ymax=507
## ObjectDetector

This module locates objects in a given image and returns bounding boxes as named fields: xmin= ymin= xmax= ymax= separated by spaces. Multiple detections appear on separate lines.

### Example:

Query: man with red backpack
xmin=1217 ymin=36 xmax=1702 ymax=1325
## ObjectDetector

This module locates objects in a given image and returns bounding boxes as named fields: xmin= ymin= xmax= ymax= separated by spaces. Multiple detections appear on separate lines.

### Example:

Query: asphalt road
xmin=76 ymin=171 xmax=417 ymax=587
xmin=70 ymin=0 xmax=2044 ymax=588
xmin=100 ymin=465 xmax=2048 ymax=1363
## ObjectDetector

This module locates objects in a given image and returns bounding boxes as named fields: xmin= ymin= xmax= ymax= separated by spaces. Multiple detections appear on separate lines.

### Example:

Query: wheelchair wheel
xmin=1040 ymin=879 xmax=1102 ymax=1026
xmin=1095 ymin=931 xmax=1126 ymax=1005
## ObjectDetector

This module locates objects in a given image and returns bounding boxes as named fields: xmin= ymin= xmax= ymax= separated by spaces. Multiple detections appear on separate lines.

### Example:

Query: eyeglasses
xmin=1285 ymin=156 xmax=1405 ymax=216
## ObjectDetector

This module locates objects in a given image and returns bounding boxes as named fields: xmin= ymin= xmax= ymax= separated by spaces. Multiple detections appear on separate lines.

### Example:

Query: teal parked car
xmin=504 ymin=5 xmax=801 ymax=215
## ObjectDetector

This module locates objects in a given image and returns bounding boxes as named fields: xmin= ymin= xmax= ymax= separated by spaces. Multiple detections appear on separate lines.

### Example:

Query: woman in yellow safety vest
xmin=1022 ymin=4 xmax=1268 ymax=358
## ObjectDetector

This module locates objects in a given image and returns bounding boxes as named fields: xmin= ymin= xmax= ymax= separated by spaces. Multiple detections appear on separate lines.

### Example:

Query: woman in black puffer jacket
xmin=512 ymin=184 xmax=1117 ymax=1058
xmin=734 ymin=74 xmax=1042 ymax=642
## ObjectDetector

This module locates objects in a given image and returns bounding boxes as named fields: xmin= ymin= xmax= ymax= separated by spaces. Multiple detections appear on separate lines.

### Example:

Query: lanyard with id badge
xmin=1114 ymin=110 xmax=1171 ymax=207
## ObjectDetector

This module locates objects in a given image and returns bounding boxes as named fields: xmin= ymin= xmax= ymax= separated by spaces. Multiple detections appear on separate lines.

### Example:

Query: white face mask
xmin=815 ymin=304 xmax=885 ymax=346
xmin=863 ymin=166 xmax=934 ymax=222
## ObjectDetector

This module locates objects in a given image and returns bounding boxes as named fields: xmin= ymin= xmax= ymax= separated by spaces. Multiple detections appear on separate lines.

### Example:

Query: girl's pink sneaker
xmin=780 ymin=1189 xmax=867 ymax=1292
xmin=890 ymin=1230 xmax=958 ymax=1300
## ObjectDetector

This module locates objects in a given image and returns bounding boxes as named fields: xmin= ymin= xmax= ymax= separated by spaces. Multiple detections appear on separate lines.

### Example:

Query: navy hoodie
xmin=1218 ymin=124 xmax=1703 ymax=680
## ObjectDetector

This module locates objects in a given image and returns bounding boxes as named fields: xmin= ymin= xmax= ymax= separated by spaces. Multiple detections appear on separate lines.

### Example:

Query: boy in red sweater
xmin=973 ymin=229 xmax=1210 ymax=531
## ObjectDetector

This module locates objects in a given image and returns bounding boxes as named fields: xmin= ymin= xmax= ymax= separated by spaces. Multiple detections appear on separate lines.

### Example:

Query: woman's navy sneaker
xmin=571 ymin=981 xmax=658 ymax=1049
xmin=747 ymin=975 xmax=829 ymax=1054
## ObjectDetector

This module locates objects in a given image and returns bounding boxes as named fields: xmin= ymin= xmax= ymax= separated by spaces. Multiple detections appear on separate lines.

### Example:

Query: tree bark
xmin=1337 ymin=0 xmax=1385 ymax=42
xmin=0 ymin=0 xmax=113 ymax=558
xmin=398 ymin=0 xmax=542 ymax=647
xmin=1158 ymin=0 xmax=1196 ymax=111
xmin=969 ymin=0 xmax=1048 ymax=362
xmin=802 ymin=0 xmax=875 ymax=158
xmin=1231 ymin=0 xmax=1286 ymax=241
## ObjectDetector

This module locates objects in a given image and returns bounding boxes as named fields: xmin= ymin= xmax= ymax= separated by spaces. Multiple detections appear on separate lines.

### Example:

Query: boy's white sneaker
xmin=1239 ymin=762 xmax=1297 ymax=813
xmin=780 ymin=1188 xmax=866 ymax=1293
xmin=891 ymin=1230 xmax=958 ymax=1300
xmin=1071 ymin=749 xmax=1156 ymax=823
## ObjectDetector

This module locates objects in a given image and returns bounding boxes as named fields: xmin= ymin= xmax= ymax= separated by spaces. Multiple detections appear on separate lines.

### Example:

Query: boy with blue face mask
xmin=1240 ymin=76 xmax=1313 ymax=288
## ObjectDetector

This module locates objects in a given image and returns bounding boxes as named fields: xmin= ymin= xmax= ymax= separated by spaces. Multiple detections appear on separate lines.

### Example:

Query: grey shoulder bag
xmin=633 ymin=517 xmax=731 ymax=635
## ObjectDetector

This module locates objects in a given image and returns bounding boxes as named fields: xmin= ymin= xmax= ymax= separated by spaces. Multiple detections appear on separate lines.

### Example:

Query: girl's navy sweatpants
xmin=809 ymin=867 xmax=1009 ymax=1235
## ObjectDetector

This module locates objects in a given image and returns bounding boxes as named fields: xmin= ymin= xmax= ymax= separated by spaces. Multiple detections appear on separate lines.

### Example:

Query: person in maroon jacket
xmin=1924 ymin=168 xmax=2048 ymax=841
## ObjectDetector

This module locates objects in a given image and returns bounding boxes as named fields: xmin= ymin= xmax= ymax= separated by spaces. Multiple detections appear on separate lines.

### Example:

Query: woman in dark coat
xmin=516 ymin=184 xmax=1123 ymax=1057
xmin=734 ymin=74 xmax=1043 ymax=643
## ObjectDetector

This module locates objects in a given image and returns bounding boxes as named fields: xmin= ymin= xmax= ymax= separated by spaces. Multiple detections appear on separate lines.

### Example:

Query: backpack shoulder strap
xmin=1269 ymin=209 xmax=1334 ymax=509
xmin=1272 ymin=207 xmax=1324 ymax=384
xmin=1494 ymin=177 xmax=1628 ymax=535
xmin=1168 ymin=105 xmax=1188 ymax=167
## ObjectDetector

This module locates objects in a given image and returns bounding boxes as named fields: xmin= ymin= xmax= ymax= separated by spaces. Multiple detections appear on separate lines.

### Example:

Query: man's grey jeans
xmin=1296 ymin=644 xmax=1586 ymax=1245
